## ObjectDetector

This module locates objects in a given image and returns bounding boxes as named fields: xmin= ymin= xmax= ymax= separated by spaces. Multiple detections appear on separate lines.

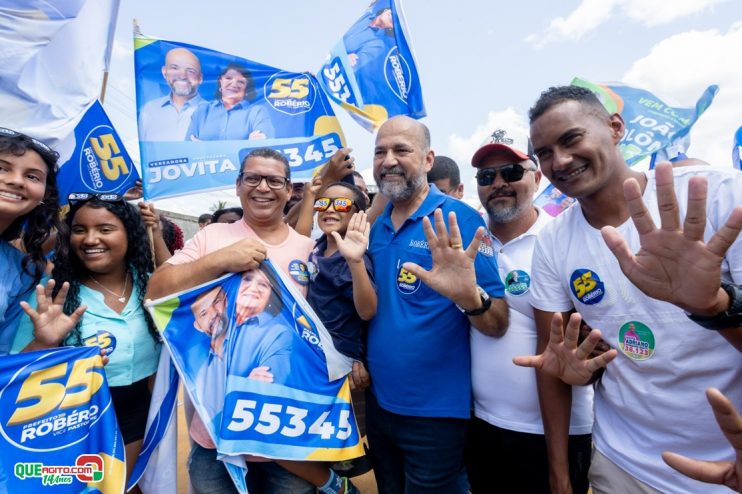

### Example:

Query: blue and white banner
xmin=571 ymin=78 xmax=718 ymax=165
xmin=0 ymin=346 xmax=125 ymax=493
xmin=318 ymin=0 xmax=426 ymax=131
xmin=0 ymin=0 xmax=119 ymax=148
xmin=56 ymin=101 xmax=140 ymax=206
xmin=144 ymin=261 xmax=362 ymax=492
xmin=134 ymin=35 xmax=346 ymax=201
xmin=733 ymin=125 xmax=742 ymax=170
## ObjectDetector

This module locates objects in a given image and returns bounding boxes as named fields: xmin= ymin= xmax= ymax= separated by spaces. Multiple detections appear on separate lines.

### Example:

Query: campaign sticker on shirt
xmin=307 ymin=260 xmax=319 ymax=282
xmin=569 ymin=268 xmax=605 ymax=305
xmin=477 ymin=232 xmax=495 ymax=257
xmin=618 ymin=321 xmax=655 ymax=361
xmin=288 ymin=260 xmax=310 ymax=286
xmin=505 ymin=270 xmax=530 ymax=296
xmin=83 ymin=330 xmax=117 ymax=356
xmin=396 ymin=265 xmax=421 ymax=295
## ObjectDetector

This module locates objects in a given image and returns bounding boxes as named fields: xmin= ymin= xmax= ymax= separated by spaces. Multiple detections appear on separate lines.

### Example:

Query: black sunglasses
xmin=476 ymin=164 xmax=534 ymax=186
xmin=68 ymin=192 xmax=124 ymax=205
xmin=0 ymin=127 xmax=54 ymax=156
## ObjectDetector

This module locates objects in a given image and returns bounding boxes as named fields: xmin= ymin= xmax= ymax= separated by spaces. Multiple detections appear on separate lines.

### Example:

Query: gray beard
xmin=486 ymin=201 xmax=526 ymax=223
xmin=378 ymin=173 xmax=425 ymax=202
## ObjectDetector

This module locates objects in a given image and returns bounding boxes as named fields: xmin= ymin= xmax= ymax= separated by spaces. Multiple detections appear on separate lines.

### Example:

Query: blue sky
xmin=104 ymin=0 xmax=742 ymax=214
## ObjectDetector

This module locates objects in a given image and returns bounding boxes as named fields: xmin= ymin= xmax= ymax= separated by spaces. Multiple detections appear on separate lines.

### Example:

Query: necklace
xmin=88 ymin=272 xmax=129 ymax=303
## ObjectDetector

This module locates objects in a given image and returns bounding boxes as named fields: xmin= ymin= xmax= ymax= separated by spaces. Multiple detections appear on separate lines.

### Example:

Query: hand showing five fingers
xmin=402 ymin=208 xmax=484 ymax=308
xmin=20 ymin=279 xmax=86 ymax=348
xmin=332 ymin=212 xmax=370 ymax=264
xmin=513 ymin=312 xmax=618 ymax=385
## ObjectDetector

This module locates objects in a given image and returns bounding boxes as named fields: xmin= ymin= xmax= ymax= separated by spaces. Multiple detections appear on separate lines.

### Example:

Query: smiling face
xmin=317 ymin=184 xmax=357 ymax=236
xmin=70 ymin=205 xmax=128 ymax=275
xmin=0 ymin=150 xmax=47 ymax=233
xmin=219 ymin=68 xmax=247 ymax=105
xmin=373 ymin=116 xmax=433 ymax=204
xmin=236 ymin=269 xmax=272 ymax=322
xmin=162 ymin=48 xmax=202 ymax=98
xmin=192 ymin=287 xmax=227 ymax=336
xmin=477 ymin=153 xmax=540 ymax=224
xmin=530 ymin=100 xmax=624 ymax=200
xmin=237 ymin=156 xmax=291 ymax=228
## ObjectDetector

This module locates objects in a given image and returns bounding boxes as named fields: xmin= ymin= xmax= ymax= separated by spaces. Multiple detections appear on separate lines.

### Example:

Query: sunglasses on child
xmin=68 ymin=192 xmax=124 ymax=205
xmin=313 ymin=197 xmax=356 ymax=213
xmin=475 ymin=163 xmax=535 ymax=186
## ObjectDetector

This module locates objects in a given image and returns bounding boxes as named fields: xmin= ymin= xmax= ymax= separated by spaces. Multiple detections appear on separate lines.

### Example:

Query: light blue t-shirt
xmin=0 ymin=240 xmax=34 ymax=356
xmin=13 ymin=282 xmax=160 ymax=387
xmin=186 ymin=98 xmax=275 ymax=141
xmin=367 ymin=185 xmax=505 ymax=419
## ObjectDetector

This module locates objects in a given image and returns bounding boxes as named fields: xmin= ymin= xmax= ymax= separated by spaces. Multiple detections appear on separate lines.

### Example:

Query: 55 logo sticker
xmin=396 ymin=264 xmax=421 ymax=294
xmin=0 ymin=349 xmax=107 ymax=450
xmin=83 ymin=330 xmax=117 ymax=356
xmin=569 ymin=268 xmax=606 ymax=305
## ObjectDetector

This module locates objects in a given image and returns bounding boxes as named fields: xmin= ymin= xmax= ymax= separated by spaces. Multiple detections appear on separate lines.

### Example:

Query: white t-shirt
xmin=530 ymin=166 xmax=742 ymax=494
xmin=471 ymin=207 xmax=593 ymax=434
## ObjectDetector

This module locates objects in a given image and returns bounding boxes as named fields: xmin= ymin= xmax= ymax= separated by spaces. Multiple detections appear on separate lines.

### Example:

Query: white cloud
xmin=526 ymin=0 xmax=728 ymax=48
xmin=446 ymin=108 xmax=529 ymax=203
xmin=622 ymin=22 xmax=742 ymax=167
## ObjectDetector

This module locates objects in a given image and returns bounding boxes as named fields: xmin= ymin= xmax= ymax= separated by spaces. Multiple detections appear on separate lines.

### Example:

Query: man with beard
xmin=138 ymin=47 xmax=204 ymax=141
xmin=465 ymin=125 xmax=593 ymax=493
xmin=365 ymin=116 xmax=509 ymax=493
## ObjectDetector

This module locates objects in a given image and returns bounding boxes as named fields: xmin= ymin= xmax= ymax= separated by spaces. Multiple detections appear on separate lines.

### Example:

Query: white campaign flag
xmin=0 ymin=0 xmax=119 ymax=151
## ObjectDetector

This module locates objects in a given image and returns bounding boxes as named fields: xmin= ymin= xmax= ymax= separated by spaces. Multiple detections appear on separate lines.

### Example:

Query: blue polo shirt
xmin=368 ymin=186 xmax=504 ymax=418
xmin=186 ymin=99 xmax=275 ymax=141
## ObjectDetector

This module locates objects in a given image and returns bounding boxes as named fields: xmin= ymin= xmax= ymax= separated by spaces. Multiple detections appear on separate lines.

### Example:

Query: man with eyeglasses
xmin=465 ymin=126 xmax=593 ymax=494
xmin=365 ymin=116 xmax=509 ymax=493
xmin=147 ymin=147 xmax=316 ymax=494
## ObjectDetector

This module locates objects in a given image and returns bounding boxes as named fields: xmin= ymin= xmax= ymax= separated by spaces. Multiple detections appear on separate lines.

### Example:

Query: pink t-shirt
xmin=167 ymin=219 xmax=314 ymax=448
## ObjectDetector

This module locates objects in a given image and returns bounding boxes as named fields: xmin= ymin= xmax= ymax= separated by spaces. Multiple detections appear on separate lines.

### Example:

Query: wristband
xmin=687 ymin=281 xmax=742 ymax=331
xmin=456 ymin=285 xmax=492 ymax=316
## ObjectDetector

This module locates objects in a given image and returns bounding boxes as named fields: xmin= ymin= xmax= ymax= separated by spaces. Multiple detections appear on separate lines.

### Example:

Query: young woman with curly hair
xmin=15 ymin=195 xmax=161 ymax=490
xmin=0 ymin=127 xmax=63 ymax=355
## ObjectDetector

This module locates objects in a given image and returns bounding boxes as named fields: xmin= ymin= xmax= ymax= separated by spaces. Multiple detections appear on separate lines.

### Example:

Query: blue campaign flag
xmin=733 ymin=126 xmax=742 ymax=170
xmin=318 ymin=0 xmax=426 ymax=131
xmin=134 ymin=35 xmax=346 ymax=201
xmin=571 ymin=78 xmax=718 ymax=165
xmin=145 ymin=260 xmax=362 ymax=492
xmin=56 ymin=100 xmax=140 ymax=206
xmin=0 ymin=346 xmax=125 ymax=494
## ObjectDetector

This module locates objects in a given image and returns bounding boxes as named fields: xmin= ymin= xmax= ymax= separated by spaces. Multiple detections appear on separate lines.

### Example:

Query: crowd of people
xmin=1 ymin=84 xmax=741 ymax=494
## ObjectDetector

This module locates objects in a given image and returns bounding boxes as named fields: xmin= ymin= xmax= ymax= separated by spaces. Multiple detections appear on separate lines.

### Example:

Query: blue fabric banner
xmin=733 ymin=125 xmax=742 ymax=170
xmin=318 ymin=0 xmax=426 ymax=131
xmin=56 ymin=100 xmax=140 ymax=206
xmin=134 ymin=35 xmax=346 ymax=201
xmin=145 ymin=260 xmax=362 ymax=492
xmin=0 ymin=346 xmax=125 ymax=493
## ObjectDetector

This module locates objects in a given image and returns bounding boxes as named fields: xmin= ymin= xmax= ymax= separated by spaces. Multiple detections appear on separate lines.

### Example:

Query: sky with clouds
xmin=104 ymin=0 xmax=741 ymax=214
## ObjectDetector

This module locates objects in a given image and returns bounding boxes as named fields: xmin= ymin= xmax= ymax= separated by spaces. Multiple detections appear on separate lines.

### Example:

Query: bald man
xmin=366 ymin=116 xmax=509 ymax=493
xmin=138 ymin=47 xmax=204 ymax=141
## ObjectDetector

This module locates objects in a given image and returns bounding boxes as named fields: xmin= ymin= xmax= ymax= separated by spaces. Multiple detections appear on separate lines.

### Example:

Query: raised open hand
xmin=602 ymin=162 xmax=742 ymax=316
xmin=20 ymin=279 xmax=86 ymax=348
xmin=402 ymin=209 xmax=484 ymax=308
xmin=332 ymin=211 xmax=370 ymax=264
xmin=513 ymin=312 xmax=618 ymax=385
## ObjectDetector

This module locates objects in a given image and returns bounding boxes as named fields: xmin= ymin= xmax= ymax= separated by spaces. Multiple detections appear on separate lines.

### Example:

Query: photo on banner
xmin=0 ymin=346 xmax=125 ymax=494
xmin=318 ymin=0 xmax=426 ymax=131
xmin=146 ymin=260 xmax=362 ymax=490
xmin=134 ymin=34 xmax=346 ymax=201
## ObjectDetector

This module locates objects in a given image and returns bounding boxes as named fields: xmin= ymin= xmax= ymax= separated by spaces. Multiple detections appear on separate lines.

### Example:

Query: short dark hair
xmin=529 ymin=85 xmax=609 ymax=123
xmin=198 ymin=213 xmax=212 ymax=224
xmin=325 ymin=181 xmax=368 ymax=211
xmin=240 ymin=147 xmax=291 ymax=180
xmin=215 ymin=62 xmax=256 ymax=101
xmin=427 ymin=155 xmax=460 ymax=187
xmin=212 ymin=207 xmax=243 ymax=223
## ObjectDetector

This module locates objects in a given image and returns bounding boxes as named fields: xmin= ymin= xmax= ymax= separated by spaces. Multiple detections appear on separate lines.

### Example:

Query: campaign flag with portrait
xmin=134 ymin=34 xmax=346 ymax=201
xmin=0 ymin=346 xmax=125 ymax=494
xmin=145 ymin=260 xmax=362 ymax=492
xmin=56 ymin=100 xmax=140 ymax=206
xmin=318 ymin=0 xmax=426 ymax=131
